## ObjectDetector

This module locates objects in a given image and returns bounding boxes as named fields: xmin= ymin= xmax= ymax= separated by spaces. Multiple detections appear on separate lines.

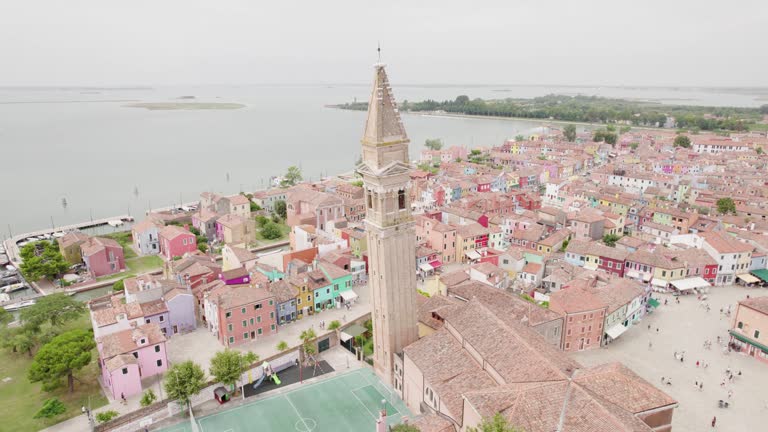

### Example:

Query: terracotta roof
xmin=227 ymin=245 xmax=257 ymax=263
xmin=448 ymin=281 xmax=563 ymax=327
xmin=574 ymin=362 xmax=677 ymax=414
xmin=159 ymin=225 xmax=194 ymax=240
xmin=701 ymin=231 xmax=753 ymax=253
xmin=81 ymin=237 xmax=121 ymax=257
xmin=739 ymin=296 xmax=768 ymax=315
xmin=209 ymin=284 xmax=274 ymax=310
xmin=549 ymin=286 xmax=607 ymax=314
xmin=98 ymin=323 xmax=166 ymax=359
xmin=439 ymin=269 xmax=470 ymax=288
xmin=105 ymin=354 xmax=137 ymax=372
xmin=58 ymin=231 xmax=90 ymax=249
xmin=268 ymin=279 xmax=299 ymax=304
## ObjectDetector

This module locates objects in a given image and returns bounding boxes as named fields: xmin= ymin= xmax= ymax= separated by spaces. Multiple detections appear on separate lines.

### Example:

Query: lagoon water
xmin=0 ymin=83 xmax=764 ymax=235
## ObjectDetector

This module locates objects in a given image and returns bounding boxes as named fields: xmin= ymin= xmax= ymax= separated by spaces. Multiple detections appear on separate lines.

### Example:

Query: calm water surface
xmin=0 ymin=84 xmax=764 ymax=234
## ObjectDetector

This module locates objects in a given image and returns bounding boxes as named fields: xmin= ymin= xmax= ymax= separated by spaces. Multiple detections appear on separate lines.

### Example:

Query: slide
xmin=271 ymin=374 xmax=281 ymax=385
xmin=252 ymin=373 xmax=266 ymax=390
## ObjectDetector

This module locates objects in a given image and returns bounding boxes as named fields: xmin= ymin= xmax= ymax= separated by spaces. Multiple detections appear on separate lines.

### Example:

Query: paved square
xmin=157 ymin=368 xmax=409 ymax=432
xmin=572 ymin=285 xmax=768 ymax=432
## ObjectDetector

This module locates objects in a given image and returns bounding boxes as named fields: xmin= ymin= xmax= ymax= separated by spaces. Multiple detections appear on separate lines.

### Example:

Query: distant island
xmin=124 ymin=102 xmax=245 ymax=110
xmin=331 ymin=94 xmax=768 ymax=132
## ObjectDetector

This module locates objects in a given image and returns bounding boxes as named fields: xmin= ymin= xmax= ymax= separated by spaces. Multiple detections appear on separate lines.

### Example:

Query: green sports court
xmin=158 ymin=368 xmax=411 ymax=432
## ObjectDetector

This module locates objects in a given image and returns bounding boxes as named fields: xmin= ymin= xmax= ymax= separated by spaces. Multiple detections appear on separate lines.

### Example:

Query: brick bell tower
xmin=356 ymin=63 xmax=418 ymax=386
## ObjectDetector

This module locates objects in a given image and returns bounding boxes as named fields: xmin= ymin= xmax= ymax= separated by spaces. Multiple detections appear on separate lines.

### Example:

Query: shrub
xmin=96 ymin=410 xmax=119 ymax=423
xmin=276 ymin=341 xmax=289 ymax=351
xmin=113 ymin=279 xmax=125 ymax=292
xmin=328 ymin=320 xmax=341 ymax=330
xmin=33 ymin=398 xmax=66 ymax=419
xmin=260 ymin=222 xmax=282 ymax=240
xmin=140 ymin=389 xmax=157 ymax=407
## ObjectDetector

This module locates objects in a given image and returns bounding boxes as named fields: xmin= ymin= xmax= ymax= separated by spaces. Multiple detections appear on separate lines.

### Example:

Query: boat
xmin=2 ymin=283 xmax=28 ymax=293
xmin=3 ymin=299 xmax=36 ymax=311
xmin=0 ymin=293 xmax=9 ymax=303
xmin=0 ymin=254 xmax=8 ymax=266
xmin=107 ymin=220 xmax=124 ymax=227
xmin=52 ymin=232 xmax=65 ymax=238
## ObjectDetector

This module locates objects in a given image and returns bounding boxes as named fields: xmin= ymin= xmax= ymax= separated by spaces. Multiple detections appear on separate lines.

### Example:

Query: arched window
xmin=398 ymin=189 xmax=406 ymax=210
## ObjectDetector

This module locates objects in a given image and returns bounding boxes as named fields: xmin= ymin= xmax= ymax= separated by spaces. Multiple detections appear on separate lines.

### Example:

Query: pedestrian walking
xmin=696 ymin=360 xmax=700 ymax=368
xmin=648 ymin=324 xmax=651 ymax=330
xmin=680 ymin=355 xmax=684 ymax=363
xmin=728 ymin=390 xmax=733 ymax=399
xmin=699 ymin=382 xmax=703 ymax=391
xmin=121 ymin=393 xmax=126 ymax=405
xmin=648 ymin=341 xmax=652 ymax=350
xmin=656 ymin=327 xmax=659 ymax=333
xmin=711 ymin=416 xmax=717 ymax=428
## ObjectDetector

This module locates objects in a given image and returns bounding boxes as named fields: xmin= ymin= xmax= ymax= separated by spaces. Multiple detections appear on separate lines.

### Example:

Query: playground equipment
xmin=253 ymin=359 xmax=292 ymax=389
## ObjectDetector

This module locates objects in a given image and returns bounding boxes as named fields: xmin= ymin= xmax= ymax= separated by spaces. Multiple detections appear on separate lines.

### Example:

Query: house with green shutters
xmin=309 ymin=260 xmax=353 ymax=312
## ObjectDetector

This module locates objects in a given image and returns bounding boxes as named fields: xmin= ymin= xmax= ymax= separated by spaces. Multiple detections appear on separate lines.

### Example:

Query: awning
xmin=737 ymin=274 xmax=760 ymax=284
xmin=642 ymin=273 xmax=652 ymax=282
xmin=419 ymin=263 xmax=434 ymax=273
xmin=751 ymin=269 xmax=768 ymax=283
xmin=584 ymin=261 xmax=598 ymax=270
xmin=606 ymin=324 xmax=628 ymax=340
xmin=465 ymin=250 xmax=481 ymax=260
xmin=340 ymin=324 xmax=366 ymax=342
xmin=647 ymin=298 xmax=660 ymax=308
xmin=729 ymin=330 xmax=768 ymax=354
xmin=625 ymin=270 xmax=639 ymax=279
xmin=651 ymin=278 xmax=668 ymax=288
xmin=339 ymin=290 xmax=358 ymax=302
xmin=670 ymin=277 xmax=710 ymax=291
xmin=429 ymin=260 xmax=442 ymax=268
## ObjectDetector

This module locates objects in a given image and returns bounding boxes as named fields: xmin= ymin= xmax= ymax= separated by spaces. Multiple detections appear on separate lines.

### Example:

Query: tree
xmin=674 ymin=135 xmax=691 ymax=148
xmin=140 ymin=389 xmax=157 ymax=407
xmin=593 ymin=129 xmax=617 ymax=146
xmin=0 ymin=308 xmax=11 ymax=327
xmin=281 ymin=166 xmax=302 ymax=187
xmin=274 ymin=200 xmax=287 ymax=219
xmin=33 ymin=398 xmax=66 ymax=419
xmin=629 ymin=142 xmax=639 ymax=150
xmin=260 ymin=222 xmax=283 ymax=240
xmin=467 ymin=413 xmax=523 ymax=432
xmin=328 ymin=320 xmax=341 ymax=330
xmin=28 ymin=329 xmax=95 ymax=393
xmin=21 ymin=293 xmax=85 ymax=331
xmin=250 ymin=201 xmax=262 ymax=212
xmin=514 ymin=134 xmax=526 ymax=142
xmin=619 ymin=125 xmax=632 ymax=134
xmin=276 ymin=340 xmax=289 ymax=352
xmin=602 ymin=233 xmax=621 ymax=247
xmin=563 ymin=124 xmax=577 ymax=142
xmin=197 ymin=243 xmax=208 ymax=253
xmin=256 ymin=215 xmax=270 ymax=227
xmin=18 ymin=242 xmax=70 ymax=281
xmin=209 ymin=350 xmax=258 ymax=391
xmin=424 ymin=138 xmax=443 ymax=151
xmin=716 ymin=197 xmax=736 ymax=215
xmin=391 ymin=424 xmax=420 ymax=432
xmin=756 ymin=147 xmax=764 ymax=155
xmin=164 ymin=361 xmax=206 ymax=408
xmin=299 ymin=328 xmax=317 ymax=364
xmin=95 ymin=410 xmax=119 ymax=424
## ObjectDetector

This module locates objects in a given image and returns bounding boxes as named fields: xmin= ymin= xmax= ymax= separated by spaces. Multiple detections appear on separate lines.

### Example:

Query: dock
xmin=2 ymin=215 xmax=134 ymax=264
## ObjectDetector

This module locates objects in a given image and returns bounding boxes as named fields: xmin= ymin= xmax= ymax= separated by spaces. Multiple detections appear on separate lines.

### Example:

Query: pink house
xmin=97 ymin=323 xmax=168 ymax=399
xmin=81 ymin=237 xmax=125 ymax=277
xmin=159 ymin=225 xmax=197 ymax=260
xmin=204 ymin=284 xmax=278 ymax=347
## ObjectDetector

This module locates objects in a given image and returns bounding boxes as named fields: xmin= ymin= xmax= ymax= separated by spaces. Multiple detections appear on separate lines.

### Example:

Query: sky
xmin=1 ymin=0 xmax=766 ymax=87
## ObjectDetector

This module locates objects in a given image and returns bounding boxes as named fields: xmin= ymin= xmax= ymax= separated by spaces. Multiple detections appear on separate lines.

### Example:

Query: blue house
xmin=269 ymin=279 xmax=298 ymax=325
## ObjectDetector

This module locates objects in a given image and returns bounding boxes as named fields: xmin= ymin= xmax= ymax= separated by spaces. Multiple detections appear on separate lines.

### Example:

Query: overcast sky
xmin=1 ymin=0 xmax=765 ymax=87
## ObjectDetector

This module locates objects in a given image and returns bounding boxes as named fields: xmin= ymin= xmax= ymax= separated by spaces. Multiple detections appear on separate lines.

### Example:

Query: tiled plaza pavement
xmin=572 ymin=285 xmax=768 ymax=432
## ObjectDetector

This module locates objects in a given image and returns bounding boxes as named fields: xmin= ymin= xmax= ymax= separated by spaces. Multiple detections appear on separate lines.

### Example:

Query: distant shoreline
xmin=124 ymin=102 xmax=246 ymax=111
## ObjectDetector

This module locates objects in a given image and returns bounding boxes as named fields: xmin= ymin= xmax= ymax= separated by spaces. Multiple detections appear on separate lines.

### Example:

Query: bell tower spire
xmin=357 ymin=63 xmax=418 ymax=386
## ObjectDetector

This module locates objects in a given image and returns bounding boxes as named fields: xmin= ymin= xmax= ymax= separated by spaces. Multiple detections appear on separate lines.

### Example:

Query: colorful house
xmin=131 ymin=220 xmax=160 ymax=256
xmin=57 ymin=231 xmax=90 ymax=265
xmin=81 ymin=237 xmax=126 ymax=278
xmin=204 ymin=284 xmax=278 ymax=347
xmin=159 ymin=225 xmax=197 ymax=260
xmin=97 ymin=323 xmax=168 ymax=400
